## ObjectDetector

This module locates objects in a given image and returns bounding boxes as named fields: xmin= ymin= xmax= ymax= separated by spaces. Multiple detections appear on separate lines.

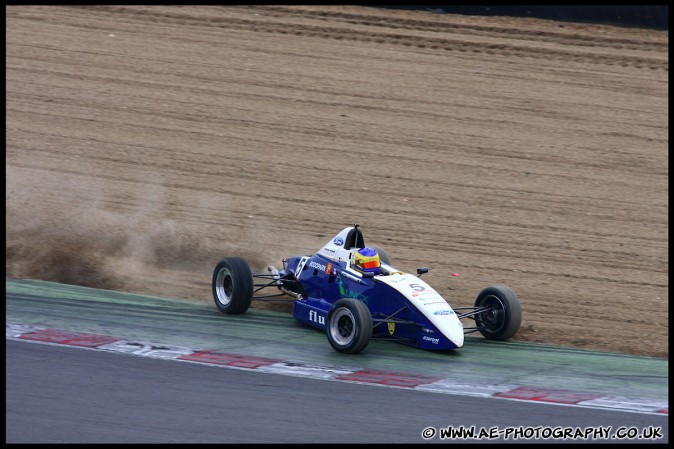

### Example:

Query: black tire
xmin=474 ymin=284 xmax=522 ymax=341
xmin=370 ymin=245 xmax=391 ymax=265
xmin=326 ymin=298 xmax=372 ymax=354
xmin=212 ymin=257 xmax=254 ymax=314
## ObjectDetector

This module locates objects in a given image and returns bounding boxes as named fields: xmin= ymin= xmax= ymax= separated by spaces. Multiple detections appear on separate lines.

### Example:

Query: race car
xmin=212 ymin=224 xmax=522 ymax=354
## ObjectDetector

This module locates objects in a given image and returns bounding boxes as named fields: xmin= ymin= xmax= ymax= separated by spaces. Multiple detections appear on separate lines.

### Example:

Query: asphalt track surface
xmin=5 ymin=279 xmax=668 ymax=443
xmin=5 ymin=339 xmax=667 ymax=444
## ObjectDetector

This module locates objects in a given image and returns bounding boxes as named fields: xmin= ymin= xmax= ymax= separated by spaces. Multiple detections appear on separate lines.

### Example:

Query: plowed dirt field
xmin=6 ymin=6 xmax=668 ymax=357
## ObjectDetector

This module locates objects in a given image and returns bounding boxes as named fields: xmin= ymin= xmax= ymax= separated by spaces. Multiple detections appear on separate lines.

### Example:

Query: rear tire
xmin=326 ymin=298 xmax=372 ymax=354
xmin=212 ymin=257 xmax=254 ymax=314
xmin=474 ymin=284 xmax=522 ymax=340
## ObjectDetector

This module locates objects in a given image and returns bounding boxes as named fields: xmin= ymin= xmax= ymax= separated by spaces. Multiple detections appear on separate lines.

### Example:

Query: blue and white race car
xmin=212 ymin=224 xmax=522 ymax=354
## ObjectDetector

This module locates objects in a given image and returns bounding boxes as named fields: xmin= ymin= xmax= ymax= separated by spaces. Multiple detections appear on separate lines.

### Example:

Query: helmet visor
xmin=360 ymin=260 xmax=380 ymax=269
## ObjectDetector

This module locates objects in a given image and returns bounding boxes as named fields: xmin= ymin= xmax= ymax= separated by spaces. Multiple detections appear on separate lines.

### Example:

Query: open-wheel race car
xmin=212 ymin=224 xmax=522 ymax=354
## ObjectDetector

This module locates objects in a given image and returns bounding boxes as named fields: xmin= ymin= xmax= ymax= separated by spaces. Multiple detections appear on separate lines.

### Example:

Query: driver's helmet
xmin=353 ymin=247 xmax=381 ymax=275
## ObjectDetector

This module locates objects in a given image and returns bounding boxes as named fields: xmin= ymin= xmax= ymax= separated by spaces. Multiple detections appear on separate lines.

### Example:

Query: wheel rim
xmin=478 ymin=295 xmax=506 ymax=333
xmin=215 ymin=267 xmax=233 ymax=307
xmin=330 ymin=308 xmax=355 ymax=346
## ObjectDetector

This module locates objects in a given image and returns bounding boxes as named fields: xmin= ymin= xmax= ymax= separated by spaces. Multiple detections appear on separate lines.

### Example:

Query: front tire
xmin=474 ymin=284 xmax=522 ymax=340
xmin=212 ymin=257 xmax=254 ymax=314
xmin=326 ymin=298 xmax=372 ymax=354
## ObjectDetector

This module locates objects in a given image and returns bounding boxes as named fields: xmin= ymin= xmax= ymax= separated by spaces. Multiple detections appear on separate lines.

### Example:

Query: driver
xmin=352 ymin=247 xmax=381 ymax=276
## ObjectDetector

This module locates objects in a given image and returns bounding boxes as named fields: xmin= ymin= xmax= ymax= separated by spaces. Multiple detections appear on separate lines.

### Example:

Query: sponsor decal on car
xmin=433 ymin=309 xmax=455 ymax=316
xmin=309 ymin=261 xmax=327 ymax=272
xmin=412 ymin=290 xmax=439 ymax=297
xmin=337 ymin=278 xmax=369 ymax=304
xmin=325 ymin=263 xmax=332 ymax=274
xmin=422 ymin=327 xmax=435 ymax=334
xmin=388 ymin=322 xmax=396 ymax=335
xmin=421 ymin=300 xmax=449 ymax=307
xmin=333 ymin=236 xmax=344 ymax=246
xmin=388 ymin=274 xmax=407 ymax=283
xmin=422 ymin=335 xmax=440 ymax=344
xmin=309 ymin=310 xmax=325 ymax=325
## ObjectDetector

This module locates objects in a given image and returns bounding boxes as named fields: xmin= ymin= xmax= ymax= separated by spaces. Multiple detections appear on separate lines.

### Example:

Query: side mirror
xmin=417 ymin=267 xmax=429 ymax=276
xmin=362 ymin=271 xmax=375 ymax=279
